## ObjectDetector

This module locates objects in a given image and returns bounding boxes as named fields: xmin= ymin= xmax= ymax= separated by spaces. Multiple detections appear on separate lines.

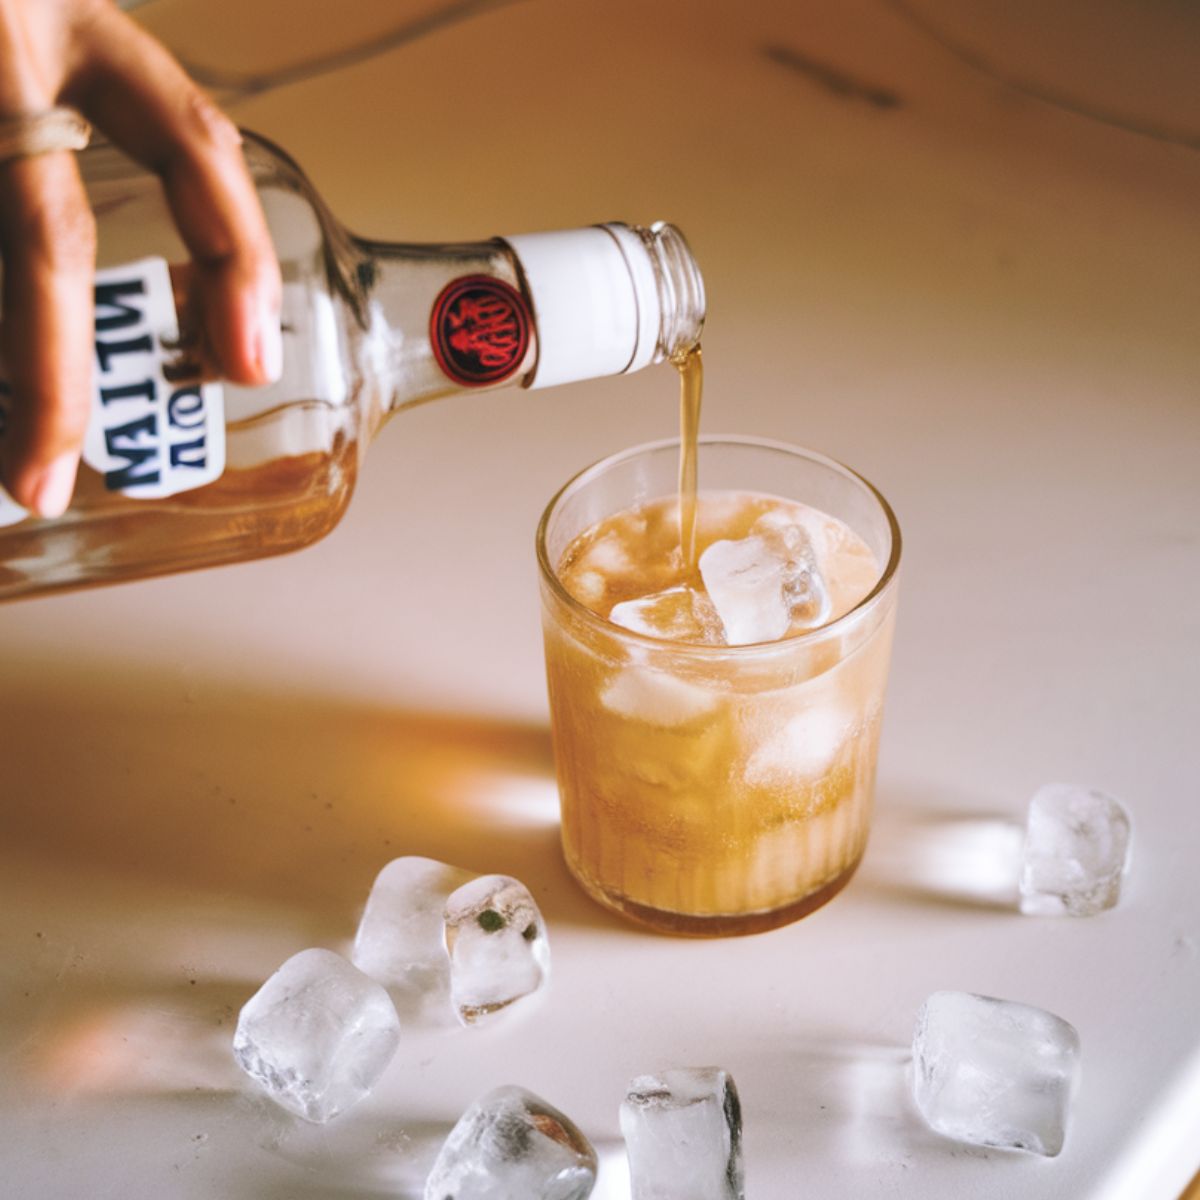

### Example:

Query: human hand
xmin=0 ymin=0 xmax=281 ymax=517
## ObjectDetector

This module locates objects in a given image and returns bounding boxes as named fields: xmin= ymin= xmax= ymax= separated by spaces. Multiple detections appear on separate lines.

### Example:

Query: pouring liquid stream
xmin=673 ymin=344 xmax=703 ymax=574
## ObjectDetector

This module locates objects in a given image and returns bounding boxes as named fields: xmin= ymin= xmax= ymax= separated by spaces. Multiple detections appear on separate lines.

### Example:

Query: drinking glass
xmin=537 ymin=435 xmax=901 ymax=935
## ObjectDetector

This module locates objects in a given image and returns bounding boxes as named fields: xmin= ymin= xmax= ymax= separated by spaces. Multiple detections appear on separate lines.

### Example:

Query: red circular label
xmin=430 ymin=275 xmax=531 ymax=387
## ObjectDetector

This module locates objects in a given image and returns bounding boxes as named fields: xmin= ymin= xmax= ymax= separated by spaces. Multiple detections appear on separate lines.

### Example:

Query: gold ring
xmin=0 ymin=107 xmax=92 ymax=165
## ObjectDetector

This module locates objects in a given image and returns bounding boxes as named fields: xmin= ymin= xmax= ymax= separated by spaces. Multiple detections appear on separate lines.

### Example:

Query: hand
xmin=0 ymin=0 xmax=281 ymax=517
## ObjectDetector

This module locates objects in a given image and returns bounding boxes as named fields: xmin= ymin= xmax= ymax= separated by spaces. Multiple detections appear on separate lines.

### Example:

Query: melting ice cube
xmin=233 ymin=948 xmax=401 ymax=1123
xmin=742 ymin=704 xmax=851 ymax=786
xmin=424 ymin=1084 xmax=597 ymax=1200
xmin=600 ymin=666 xmax=718 ymax=727
xmin=699 ymin=536 xmax=789 ymax=645
xmin=911 ymin=990 xmax=1081 ymax=1157
xmin=620 ymin=1067 xmax=744 ymax=1200
xmin=1020 ymin=783 xmax=1132 ymax=916
xmin=609 ymin=586 xmax=725 ymax=645
xmin=585 ymin=530 xmax=636 ymax=575
xmin=444 ymin=875 xmax=550 ymax=1025
xmin=699 ymin=519 xmax=829 ymax=646
xmin=352 ymin=856 xmax=473 ymax=1019
xmin=750 ymin=511 xmax=831 ymax=629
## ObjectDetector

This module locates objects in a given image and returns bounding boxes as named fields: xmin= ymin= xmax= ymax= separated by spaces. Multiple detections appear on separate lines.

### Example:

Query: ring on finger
xmin=0 ymin=108 xmax=92 ymax=166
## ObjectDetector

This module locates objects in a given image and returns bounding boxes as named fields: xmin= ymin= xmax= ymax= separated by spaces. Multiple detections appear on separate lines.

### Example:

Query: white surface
xmin=1 ymin=1 xmax=1198 ymax=1197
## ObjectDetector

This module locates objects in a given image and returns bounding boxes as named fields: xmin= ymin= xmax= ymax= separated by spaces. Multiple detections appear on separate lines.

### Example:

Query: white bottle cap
xmin=501 ymin=224 xmax=662 ymax=389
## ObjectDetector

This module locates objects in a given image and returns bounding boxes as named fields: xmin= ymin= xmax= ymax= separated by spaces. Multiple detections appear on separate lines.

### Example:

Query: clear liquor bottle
xmin=0 ymin=131 xmax=704 ymax=601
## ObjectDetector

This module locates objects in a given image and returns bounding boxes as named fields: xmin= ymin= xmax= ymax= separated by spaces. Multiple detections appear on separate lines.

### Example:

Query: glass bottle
xmin=0 ymin=131 xmax=705 ymax=601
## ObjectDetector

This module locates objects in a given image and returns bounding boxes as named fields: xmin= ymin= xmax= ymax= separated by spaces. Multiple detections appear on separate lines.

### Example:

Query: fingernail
xmin=257 ymin=296 xmax=283 ymax=384
xmin=33 ymin=452 xmax=78 ymax=519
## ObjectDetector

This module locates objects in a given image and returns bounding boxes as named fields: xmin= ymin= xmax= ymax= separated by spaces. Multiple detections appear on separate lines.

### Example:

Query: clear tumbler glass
xmin=537 ymin=436 xmax=901 ymax=936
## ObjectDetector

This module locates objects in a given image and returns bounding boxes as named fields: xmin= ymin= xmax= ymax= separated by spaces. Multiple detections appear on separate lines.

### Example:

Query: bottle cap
xmin=501 ymin=224 xmax=663 ymax=389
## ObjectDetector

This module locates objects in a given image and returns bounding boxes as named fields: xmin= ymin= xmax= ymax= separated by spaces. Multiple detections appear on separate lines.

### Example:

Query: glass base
xmin=569 ymin=855 xmax=863 ymax=937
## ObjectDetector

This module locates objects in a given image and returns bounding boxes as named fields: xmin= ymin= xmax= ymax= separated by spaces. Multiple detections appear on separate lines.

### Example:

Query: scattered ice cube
xmin=699 ymin=521 xmax=830 ymax=646
xmin=444 ymin=875 xmax=550 ymax=1025
xmin=352 ymin=856 xmax=473 ymax=1019
xmin=911 ymin=990 xmax=1080 ymax=1157
xmin=609 ymin=586 xmax=724 ymax=645
xmin=233 ymin=948 xmax=401 ymax=1123
xmin=424 ymin=1084 xmax=597 ymax=1200
xmin=620 ymin=1067 xmax=744 ymax=1200
xmin=1020 ymin=783 xmax=1132 ymax=916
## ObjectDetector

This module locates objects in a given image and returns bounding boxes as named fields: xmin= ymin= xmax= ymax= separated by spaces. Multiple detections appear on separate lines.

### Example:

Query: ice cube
xmin=750 ymin=511 xmax=831 ymax=629
xmin=743 ymin=704 xmax=851 ymax=786
xmin=1020 ymin=783 xmax=1132 ymax=916
xmin=609 ymin=586 xmax=724 ymax=645
xmin=600 ymin=666 xmax=718 ymax=727
xmin=424 ymin=1084 xmax=597 ymax=1200
xmin=699 ymin=536 xmax=789 ymax=645
xmin=352 ymin=856 xmax=473 ymax=1018
xmin=753 ymin=504 xmax=831 ymax=558
xmin=584 ymin=530 xmax=635 ymax=575
xmin=233 ymin=948 xmax=401 ymax=1123
xmin=444 ymin=875 xmax=550 ymax=1025
xmin=620 ymin=1067 xmax=744 ymax=1200
xmin=699 ymin=523 xmax=830 ymax=646
xmin=911 ymin=990 xmax=1081 ymax=1156
xmin=572 ymin=569 xmax=607 ymax=608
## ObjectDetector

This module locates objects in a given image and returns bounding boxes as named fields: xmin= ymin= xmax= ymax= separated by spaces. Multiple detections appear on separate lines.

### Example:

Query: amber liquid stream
xmin=673 ymin=344 xmax=703 ymax=570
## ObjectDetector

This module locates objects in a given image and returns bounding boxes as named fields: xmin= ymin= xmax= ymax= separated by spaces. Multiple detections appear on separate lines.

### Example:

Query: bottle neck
xmin=348 ymin=221 xmax=705 ymax=428
xmin=637 ymin=221 xmax=706 ymax=363
xmin=500 ymin=222 xmax=705 ymax=389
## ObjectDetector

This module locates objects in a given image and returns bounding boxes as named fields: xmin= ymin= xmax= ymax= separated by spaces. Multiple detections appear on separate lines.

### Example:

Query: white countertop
xmin=1 ymin=1 xmax=1198 ymax=1197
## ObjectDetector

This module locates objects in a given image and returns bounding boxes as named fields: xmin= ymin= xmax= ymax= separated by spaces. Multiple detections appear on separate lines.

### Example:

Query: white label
xmin=0 ymin=257 xmax=227 ymax=521
xmin=83 ymin=258 xmax=225 ymax=498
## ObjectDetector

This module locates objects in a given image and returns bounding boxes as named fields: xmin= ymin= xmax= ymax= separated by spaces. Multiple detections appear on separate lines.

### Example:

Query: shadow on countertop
xmin=854 ymin=785 xmax=1025 ymax=914
xmin=0 ymin=652 xmax=624 ymax=935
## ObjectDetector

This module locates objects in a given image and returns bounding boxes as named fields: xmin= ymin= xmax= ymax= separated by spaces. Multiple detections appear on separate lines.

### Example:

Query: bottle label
xmin=84 ymin=258 xmax=225 ymax=498
xmin=430 ymin=275 xmax=530 ymax=387
xmin=0 ymin=257 xmax=226 ymax=524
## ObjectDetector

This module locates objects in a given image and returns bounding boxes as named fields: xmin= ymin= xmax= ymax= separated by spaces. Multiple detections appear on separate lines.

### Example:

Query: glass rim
xmin=535 ymin=433 xmax=903 ymax=655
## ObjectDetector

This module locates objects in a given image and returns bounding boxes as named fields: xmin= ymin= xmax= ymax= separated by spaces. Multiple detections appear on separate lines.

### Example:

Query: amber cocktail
xmin=537 ymin=436 xmax=901 ymax=936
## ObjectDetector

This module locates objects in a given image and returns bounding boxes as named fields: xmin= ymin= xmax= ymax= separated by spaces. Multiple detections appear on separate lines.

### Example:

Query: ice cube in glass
xmin=750 ymin=509 xmax=830 ymax=628
xmin=609 ymin=585 xmax=724 ymax=644
xmin=699 ymin=521 xmax=830 ymax=645
xmin=698 ymin=535 xmax=791 ymax=645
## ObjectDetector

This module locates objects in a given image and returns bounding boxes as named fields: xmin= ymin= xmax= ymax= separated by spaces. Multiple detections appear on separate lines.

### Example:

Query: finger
xmin=0 ymin=150 xmax=94 ymax=516
xmin=63 ymin=3 xmax=281 ymax=386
